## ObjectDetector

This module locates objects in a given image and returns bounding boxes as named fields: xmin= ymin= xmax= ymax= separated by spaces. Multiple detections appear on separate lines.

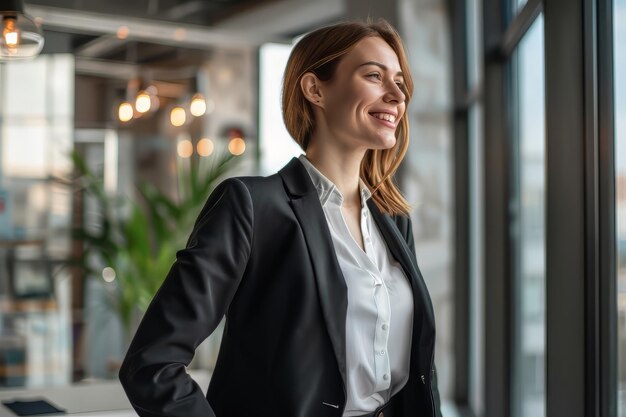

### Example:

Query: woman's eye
xmin=367 ymin=73 xmax=382 ymax=80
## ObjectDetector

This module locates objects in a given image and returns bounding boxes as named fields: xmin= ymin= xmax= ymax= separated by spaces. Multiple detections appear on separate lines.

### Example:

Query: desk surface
xmin=0 ymin=371 xmax=211 ymax=416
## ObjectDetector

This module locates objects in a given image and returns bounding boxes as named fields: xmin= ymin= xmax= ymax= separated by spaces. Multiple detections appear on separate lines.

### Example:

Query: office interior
xmin=0 ymin=0 xmax=624 ymax=416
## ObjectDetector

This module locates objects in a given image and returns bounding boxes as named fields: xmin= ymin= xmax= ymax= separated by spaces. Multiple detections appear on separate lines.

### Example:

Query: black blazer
xmin=119 ymin=157 xmax=443 ymax=417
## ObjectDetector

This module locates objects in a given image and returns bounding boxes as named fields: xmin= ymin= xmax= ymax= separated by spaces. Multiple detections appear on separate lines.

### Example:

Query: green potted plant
xmin=69 ymin=149 xmax=239 ymax=334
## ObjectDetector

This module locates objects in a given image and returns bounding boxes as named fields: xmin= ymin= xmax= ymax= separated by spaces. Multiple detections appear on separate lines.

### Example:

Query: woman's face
xmin=318 ymin=36 xmax=406 ymax=152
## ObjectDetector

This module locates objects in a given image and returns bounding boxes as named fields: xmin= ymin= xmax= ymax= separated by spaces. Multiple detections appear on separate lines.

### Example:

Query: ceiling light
xmin=170 ymin=106 xmax=186 ymax=127
xmin=118 ymin=102 xmax=133 ymax=122
xmin=190 ymin=93 xmax=206 ymax=117
xmin=135 ymin=90 xmax=151 ymax=113
xmin=1 ymin=0 xmax=44 ymax=60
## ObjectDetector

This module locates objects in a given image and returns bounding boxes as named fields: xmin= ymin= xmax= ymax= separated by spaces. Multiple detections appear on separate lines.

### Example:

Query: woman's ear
xmin=300 ymin=72 xmax=324 ymax=108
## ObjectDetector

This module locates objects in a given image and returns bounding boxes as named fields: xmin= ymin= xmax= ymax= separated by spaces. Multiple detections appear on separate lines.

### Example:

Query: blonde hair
xmin=281 ymin=19 xmax=413 ymax=215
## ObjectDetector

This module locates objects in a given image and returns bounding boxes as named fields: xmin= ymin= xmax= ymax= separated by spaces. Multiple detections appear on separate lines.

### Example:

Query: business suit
xmin=119 ymin=157 xmax=443 ymax=417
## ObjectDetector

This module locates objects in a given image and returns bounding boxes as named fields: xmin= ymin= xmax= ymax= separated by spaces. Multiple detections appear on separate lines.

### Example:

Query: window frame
xmin=450 ymin=0 xmax=617 ymax=415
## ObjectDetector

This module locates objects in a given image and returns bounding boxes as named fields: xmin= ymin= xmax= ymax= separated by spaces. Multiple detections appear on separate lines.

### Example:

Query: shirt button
xmin=383 ymin=373 xmax=389 ymax=381
xmin=382 ymin=324 xmax=388 ymax=330
xmin=380 ymin=350 xmax=386 ymax=356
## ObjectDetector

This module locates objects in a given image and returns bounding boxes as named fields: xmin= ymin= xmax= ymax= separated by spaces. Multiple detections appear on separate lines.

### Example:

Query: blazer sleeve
xmin=395 ymin=214 xmax=444 ymax=417
xmin=119 ymin=177 xmax=254 ymax=417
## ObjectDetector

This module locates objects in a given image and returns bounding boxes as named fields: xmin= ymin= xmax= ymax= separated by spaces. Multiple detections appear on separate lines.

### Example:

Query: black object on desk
xmin=2 ymin=398 xmax=65 ymax=416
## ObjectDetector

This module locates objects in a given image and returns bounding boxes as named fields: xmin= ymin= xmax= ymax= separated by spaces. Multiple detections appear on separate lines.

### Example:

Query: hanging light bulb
xmin=118 ymin=102 xmax=133 ymax=122
xmin=135 ymin=90 xmax=151 ymax=113
xmin=3 ymin=17 xmax=18 ymax=53
xmin=190 ymin=93 xmax=207 ymax=117
xmin=1 ymin=1 xmax=45 ymax=60
xmin=170 ymin=106 xmax=186 ymax=127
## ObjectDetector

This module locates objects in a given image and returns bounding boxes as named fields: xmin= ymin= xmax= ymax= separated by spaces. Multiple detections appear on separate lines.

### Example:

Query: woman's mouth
xmin=369 ymin=112 xmax=397 ymax=128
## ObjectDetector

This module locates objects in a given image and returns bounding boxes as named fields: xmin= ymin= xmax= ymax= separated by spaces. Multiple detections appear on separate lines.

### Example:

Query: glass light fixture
xmin=1 ymin=0 xmax=44 ymax=60
xmin=190 ymin=93 xmax=207 ymax=117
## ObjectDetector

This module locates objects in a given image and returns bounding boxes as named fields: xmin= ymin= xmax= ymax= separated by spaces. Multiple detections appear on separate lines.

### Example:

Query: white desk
xmin=0 ymin=371 xmax=211 ymax=416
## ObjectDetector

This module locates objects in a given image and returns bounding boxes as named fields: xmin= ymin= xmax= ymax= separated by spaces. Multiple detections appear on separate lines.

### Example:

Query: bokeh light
xmin=170 ymin=106 xmax=186 ymax=127
xmin=177 ymin=139 xmax=193 ymax=158
xmin=118 ymin=102 xmax=133 ymax=122
xmin=102 ymin=267 xmax=116 ymax=283
xmin=117 ymin=26 xmax=129 ymax=40
xmin=197 ymin=138 xmax=214 ymax=156
xmin=228 ymin=137 xmax=246 ymax=155
xmin=135 ymin=91 xmax=151 ymax=113
xmin=190 ymin=94 xmax=207 ymax=117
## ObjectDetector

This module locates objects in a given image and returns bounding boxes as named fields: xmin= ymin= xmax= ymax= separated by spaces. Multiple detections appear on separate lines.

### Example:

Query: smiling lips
xmin=370 ymin=112 xmax=398 ymax=128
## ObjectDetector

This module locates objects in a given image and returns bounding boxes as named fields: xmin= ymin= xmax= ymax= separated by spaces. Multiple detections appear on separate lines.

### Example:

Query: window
xmin=258 ymin=42 xmax=302 ymax=176
xmin=0 ymin=55 xmax=74 ymax=387
xmin=615 ymin=0 xmax=626 ymax=413
xmin=511 ymin=14 xmax=545 ymax=417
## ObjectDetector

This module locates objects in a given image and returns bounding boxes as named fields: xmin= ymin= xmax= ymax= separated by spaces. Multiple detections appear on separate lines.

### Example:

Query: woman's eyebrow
xmin=358 ymin=61 xmax=404 ymax=77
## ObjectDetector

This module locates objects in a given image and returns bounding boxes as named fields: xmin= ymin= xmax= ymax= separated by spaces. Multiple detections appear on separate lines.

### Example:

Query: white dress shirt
xmin=298 ymin=155 xmax=414 ymax=416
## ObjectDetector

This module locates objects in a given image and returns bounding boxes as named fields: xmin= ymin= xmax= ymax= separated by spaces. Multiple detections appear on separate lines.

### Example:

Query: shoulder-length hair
xmin=281 ymin=19 xmax=414 ymax=216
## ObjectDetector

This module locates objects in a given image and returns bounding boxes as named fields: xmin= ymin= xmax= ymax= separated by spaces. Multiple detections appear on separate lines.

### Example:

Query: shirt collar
xmin=298 ymin=154 xmax=372 ymax=207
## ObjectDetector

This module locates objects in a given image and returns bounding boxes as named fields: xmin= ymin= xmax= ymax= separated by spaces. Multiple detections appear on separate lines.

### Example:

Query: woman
xmin=119 ymin=19 xmax=442 ymax=417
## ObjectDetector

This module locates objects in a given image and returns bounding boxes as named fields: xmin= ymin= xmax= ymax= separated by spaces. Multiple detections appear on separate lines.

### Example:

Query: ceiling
xmin=17 ymin=0 xmax=345 ymax=125
xmin=28 ymin=0 xmax=278 ymax=28
xmin=21 ymin=0 xmax=344 ymax=74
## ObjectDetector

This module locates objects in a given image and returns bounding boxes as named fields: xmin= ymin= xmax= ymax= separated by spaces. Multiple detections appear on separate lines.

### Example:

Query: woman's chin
xmin=372 ymin=136 xmax=397 ymax=150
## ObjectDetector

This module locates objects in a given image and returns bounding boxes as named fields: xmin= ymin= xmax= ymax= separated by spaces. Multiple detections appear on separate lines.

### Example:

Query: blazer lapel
xmin=279 ymin=158 xmax=349 ymax=388
xmin=367 ymin=200 xmax=436 ymax=374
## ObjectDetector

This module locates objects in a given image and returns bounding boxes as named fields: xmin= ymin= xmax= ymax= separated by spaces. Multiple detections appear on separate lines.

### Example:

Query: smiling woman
xmin=119 ymin=19 xmax=442 ymax=417
xmin=301 ymin=37 xmax=406 ymax=152
xmin=282 ymin=21 xmax=414 ymax=216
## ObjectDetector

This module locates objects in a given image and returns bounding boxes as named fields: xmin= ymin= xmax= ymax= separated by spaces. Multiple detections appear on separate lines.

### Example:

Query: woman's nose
xmin=384 ymin=81 xmax=405 ymax=103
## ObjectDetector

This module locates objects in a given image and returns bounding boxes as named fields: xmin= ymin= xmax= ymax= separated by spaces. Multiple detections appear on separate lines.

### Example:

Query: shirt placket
xmin=362 ymin=205 xmax=392 ymax=393
xmin=372 ymin=273 xmax=391 ymax=392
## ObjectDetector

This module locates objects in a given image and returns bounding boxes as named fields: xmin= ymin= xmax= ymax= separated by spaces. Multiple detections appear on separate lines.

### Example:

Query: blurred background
xmin=0 ymin=0 xmax=623 ymax=416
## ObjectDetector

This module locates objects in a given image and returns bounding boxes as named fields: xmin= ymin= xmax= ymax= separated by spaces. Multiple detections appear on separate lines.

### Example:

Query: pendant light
xmin=1 ymin=0 xmax=44 ymax=60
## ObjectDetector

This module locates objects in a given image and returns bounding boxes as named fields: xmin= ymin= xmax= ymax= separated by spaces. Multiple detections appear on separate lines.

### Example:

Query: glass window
xmin=510 ymin=0 xmax=529 ymax=20
xmin=511 ymin=15 xmax=545 ymax=417
xmin=0 ymin=55 xmax=74 ymax=388
xmin=258 ymin=42 xmax=302 ymax=176
xmin=615 ymin=0 xmax=626 ymax=413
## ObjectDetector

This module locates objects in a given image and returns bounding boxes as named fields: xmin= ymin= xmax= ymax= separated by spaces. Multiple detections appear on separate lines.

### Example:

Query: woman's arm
xmin=119 ymin=178 xmax=254 ymax=417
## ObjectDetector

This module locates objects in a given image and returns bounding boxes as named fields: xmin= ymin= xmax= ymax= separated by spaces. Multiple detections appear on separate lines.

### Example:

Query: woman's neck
xmin=304 ymin=142 xmax=365 ymax=208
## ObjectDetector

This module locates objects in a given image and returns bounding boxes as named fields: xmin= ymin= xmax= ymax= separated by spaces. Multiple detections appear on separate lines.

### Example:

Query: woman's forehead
xmin=341 ymin=37 xmax=402 ymax=73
